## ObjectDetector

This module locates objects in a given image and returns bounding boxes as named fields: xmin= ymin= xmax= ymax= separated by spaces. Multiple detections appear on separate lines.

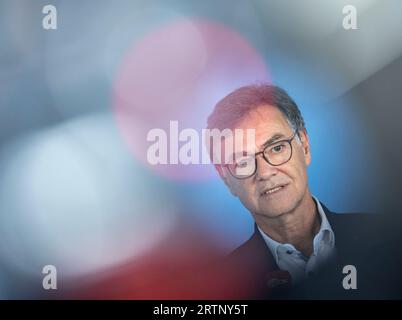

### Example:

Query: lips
xmin=260 ymin=184 xmax=288 ymax=196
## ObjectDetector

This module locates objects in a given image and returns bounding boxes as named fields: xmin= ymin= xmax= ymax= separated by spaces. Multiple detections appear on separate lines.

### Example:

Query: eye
xmin=235 ymin=157 xmax=252 ymax=168
xmin=270 ymin=143 xmax=285 ymax=154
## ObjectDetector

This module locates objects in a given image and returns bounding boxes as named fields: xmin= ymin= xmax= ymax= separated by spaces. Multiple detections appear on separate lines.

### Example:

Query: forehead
xmin=235 ymin=104 xmax=292 ymax=141
xmin=214 ymin=104 xmax=293 ymax=162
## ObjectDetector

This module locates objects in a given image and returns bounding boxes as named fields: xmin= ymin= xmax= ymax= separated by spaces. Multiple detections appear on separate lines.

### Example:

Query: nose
xmin=255 ymin=154 xmax=278 ymax=181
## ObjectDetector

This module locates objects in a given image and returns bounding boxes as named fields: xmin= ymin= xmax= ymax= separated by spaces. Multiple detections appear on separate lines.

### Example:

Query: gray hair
xmin=207 ymin=84 xmax=306 ymax=134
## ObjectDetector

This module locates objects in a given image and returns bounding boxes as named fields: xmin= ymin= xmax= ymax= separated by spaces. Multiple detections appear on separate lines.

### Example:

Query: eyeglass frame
xmin=222 ymin=131 xmax=298 ymax=180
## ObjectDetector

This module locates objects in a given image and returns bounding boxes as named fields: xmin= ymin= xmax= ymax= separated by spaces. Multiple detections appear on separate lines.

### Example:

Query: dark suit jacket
xmin=226 ymin=201 xmax=399 ymax=299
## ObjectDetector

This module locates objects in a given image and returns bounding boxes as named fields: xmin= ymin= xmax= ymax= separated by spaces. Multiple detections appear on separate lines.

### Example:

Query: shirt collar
xmin=257 ymin=196 xmax=335 ymax=261
xmin=311 ymin=195 xmax=335 ymax=255
xmin=313 ymin=195 xmax=333 ymax=236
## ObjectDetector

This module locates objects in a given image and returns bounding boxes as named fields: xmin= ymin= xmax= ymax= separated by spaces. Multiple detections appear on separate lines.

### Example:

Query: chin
xmin=258 ymin=200 xmax=298 ymax=218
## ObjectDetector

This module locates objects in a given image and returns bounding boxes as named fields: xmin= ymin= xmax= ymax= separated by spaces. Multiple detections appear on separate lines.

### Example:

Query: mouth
xmin=260 ymin=184 xmax=288 ymax=197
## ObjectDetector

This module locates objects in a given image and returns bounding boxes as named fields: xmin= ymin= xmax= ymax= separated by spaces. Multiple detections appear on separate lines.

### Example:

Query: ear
xmin=215 ymin=165 xmax=239 ymax=197
xmin=298 ymin=129 xmax=311 ymax=166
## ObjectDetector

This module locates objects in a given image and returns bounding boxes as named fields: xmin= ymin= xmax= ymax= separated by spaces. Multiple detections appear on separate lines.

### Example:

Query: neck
xmin=256 ymin=193 xmax=320 ymax=257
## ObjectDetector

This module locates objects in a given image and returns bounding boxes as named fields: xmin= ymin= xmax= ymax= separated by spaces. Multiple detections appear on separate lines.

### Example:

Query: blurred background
xmin=0 ymin=0 xmax=401 ymax=298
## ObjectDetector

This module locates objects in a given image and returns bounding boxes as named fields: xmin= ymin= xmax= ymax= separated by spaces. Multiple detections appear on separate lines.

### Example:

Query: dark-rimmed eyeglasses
xmin=223 ymin=131 xmax=297 ymax=179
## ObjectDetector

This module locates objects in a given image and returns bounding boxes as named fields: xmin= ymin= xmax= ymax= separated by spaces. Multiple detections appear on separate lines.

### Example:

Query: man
xmin=207 ymin=84 xmax=384 ymax=299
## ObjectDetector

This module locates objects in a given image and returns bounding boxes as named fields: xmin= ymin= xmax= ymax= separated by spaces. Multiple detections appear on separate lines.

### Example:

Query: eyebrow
xmin=228 ymin=132 xmax=288 ymax=160
xmin=261 ymin=133 xmax=287 ymax=148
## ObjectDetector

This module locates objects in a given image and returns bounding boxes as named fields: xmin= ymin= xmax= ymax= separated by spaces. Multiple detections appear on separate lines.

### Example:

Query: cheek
xmin=282 ymin=155 xmax=308 ymax=187
xmin=227 ymin=178 xmax=244 ymax=197
xmin=292 ymin=161 xmax=309 ymax=189
xmin=232 ymin=181 xmax=258 ymax=202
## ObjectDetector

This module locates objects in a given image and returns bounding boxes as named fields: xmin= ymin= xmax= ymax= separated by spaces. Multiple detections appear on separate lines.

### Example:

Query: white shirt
xmin=257 ymin=196 xmax=336 ymax=285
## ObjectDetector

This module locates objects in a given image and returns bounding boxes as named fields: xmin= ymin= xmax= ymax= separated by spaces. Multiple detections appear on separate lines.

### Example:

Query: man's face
xmin=219 ymin=104 xmax=312 ymax=219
